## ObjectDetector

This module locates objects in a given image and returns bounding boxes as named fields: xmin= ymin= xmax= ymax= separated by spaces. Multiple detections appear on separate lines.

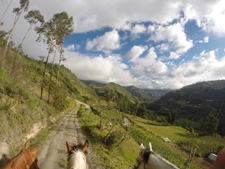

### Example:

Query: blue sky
xmin=1 ymin=0 xmax=225 ymax=89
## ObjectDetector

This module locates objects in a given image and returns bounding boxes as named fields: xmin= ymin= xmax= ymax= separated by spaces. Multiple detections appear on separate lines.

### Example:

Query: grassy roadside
xmin=8 ymin=99 xmax=77 ymax=157
xmin=29 ymin=99 xmax=77 ymax=153
xmin=77 ymin=105 xmax=140 ymax=169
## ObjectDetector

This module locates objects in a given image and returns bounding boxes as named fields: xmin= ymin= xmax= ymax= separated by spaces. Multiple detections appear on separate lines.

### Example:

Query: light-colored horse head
xmin=134 ymin=142 xmax=179 ymax=169
xmin=66 ymin=140 xmax=89 ymax=169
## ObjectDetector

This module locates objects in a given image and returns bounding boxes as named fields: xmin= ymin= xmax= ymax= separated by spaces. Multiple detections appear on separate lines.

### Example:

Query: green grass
xmin=77 ymin=106 xmax=140 ymax=169
xmin=77 ymin=105 xmax=201 ymax=169
xmin=128 ymin=124 xmax=197 ymax=169
xmin=127 ymin=114 xmax=225 ymax=158
xmin=0 ymin=52 xmax=82 ymax=157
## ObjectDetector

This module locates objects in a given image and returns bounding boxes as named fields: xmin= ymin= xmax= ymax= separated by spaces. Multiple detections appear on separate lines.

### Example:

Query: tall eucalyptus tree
xmin=48 ymin=12 xmax=74 ymax=102
xmin=2 ymin=0 xmax=30 ymax=64
xmin=18 ymin=10 xmax=44 ymax=53
xmin=36 ymin=11 xmax=73 ymax=100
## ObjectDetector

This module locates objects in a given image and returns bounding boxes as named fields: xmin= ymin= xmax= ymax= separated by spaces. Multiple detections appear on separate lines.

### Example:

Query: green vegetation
xmin=82 ymin=80 xmax=169 ymax=117
xmin=78 ymin=105 xmax=140 ymax=169
xmin=150 ymin=80 xmax=225 ymax=136
xmin=0 ymin=31 xmax=96 ymax=156
xmin=78 ymin=105 xmax=202 ymax=169
xmin=128 ymin=115 xmax=225 ymax=158
xmin=1 ymin=6 xmax=224 ymax=168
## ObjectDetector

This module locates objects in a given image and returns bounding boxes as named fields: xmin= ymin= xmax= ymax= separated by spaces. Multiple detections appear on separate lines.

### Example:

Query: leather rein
xmin=133 ymin=148 xmax=153 ymax=169
xmin=133 ymin=159 xmax=146 ymax=169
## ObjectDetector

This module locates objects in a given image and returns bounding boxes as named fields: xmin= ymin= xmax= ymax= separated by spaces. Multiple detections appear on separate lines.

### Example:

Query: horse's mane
xmin=67 ymin=145 xmax=87 ymax=169
xmin=67 ymin=143 xmax=87 ymax=161
xmin=146 ymin=150 xmax=179 ymax=169
xmin=143 ymin=149 xmax=151 ymax=163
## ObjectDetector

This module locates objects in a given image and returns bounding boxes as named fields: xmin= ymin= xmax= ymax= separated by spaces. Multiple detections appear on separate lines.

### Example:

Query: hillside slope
xmin=149 ymin=80 xmax=225 ymax=135
xmin=0 ymin=36 xmax=99 ymax=158
xmin=125 ymin=85 xmax=170 ymax=102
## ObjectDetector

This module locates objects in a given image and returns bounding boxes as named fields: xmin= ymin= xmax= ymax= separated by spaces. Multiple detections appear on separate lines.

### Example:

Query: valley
xmin=0 ymin=34 xmax=224 ymax=169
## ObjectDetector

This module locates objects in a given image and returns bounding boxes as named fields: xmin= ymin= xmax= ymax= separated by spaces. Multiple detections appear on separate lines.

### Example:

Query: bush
xmin=51 ymin=85 xmax=68 ymax=111
xmin=0 ymin=66 xmax=7 ymax=80
xmin=105 ymin=130 xmax=123 ymax=147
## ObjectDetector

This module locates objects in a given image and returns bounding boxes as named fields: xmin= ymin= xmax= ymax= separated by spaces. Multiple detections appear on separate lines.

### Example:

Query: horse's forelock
xmin=67 ymin=144 xmax=87 ymax=161
xmin=143 ymin=149 xmax=152 ymax=163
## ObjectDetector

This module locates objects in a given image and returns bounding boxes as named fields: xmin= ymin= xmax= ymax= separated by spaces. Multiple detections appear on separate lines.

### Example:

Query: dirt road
xmin=38 ymin=102 xmax=98 ymax=169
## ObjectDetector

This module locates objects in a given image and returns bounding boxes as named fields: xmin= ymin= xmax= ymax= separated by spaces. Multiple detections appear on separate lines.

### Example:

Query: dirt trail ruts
xmin=38 ymin=102 xmax=98 ymax=169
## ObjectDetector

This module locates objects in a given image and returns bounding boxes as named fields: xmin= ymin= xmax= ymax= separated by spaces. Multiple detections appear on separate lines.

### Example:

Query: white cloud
xmin=126 ymin=45 xmax=148 ymax=61
xmin=150 ymin=22 xmax=193 ymax=55
xmin=27 ymin=0 xmax=182 ymax=33
xmin=0 ymin=0 xmax=223 ymax=60
xmin=169 ymin=52 xmax=180 ymax=59
xmin=1 ymin=0 xmax=225 ymax=90
xmin=197 ymin=36 xmax=209 ymax=43
xmin=86 ymin=30 xmax=120 ymax=53
xmin=130 ymin=47 xmax=168 ymax=80
xmin=169 ymin=50 xmax=225 ymax=88
xmin=66 ymin=45 xmax=75 ymax=51
xmin=204 ymin=36 xmax=209 ymax=43
xmin=63 ymin=50 xmax=137 ymax=86
xmin=148 ymin=25 xmax=156 ymax=33
xmin=131 ymin=24 xmax=147 ymax=34
xmin=183 ymin=0 xmax=225 ymax=36
xmin=131 ymin=49 xmax=225 ymax=89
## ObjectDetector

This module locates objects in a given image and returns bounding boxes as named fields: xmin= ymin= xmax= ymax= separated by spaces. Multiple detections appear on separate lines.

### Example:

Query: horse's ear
xmin=30 ymin=146 xmax=38 ymax=155
xmin=82 ymin=140 xmax=89 ymax=153
xmin=30 ymin=146 xmax=38 ymax=162
xmin=149 ymin=142 xmax=153 ymax=151
xmin=139 ymin=143 xmax=145 ymax=153
xmin=24 ymin=141 xmax=29 ymax=150
xmin=66 ymin=141 xmax=73 ymax=152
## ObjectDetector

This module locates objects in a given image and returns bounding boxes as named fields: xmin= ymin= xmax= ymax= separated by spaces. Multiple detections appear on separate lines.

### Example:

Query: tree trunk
xmin=40 ymin=46 xmax=52 ymax=99
xmin=18 ymin=23 xmax=32 ymax=53
xmin=56 ymin=50 xmax=62 ymax=85
xmin=48 ymin=48 xmax=57 ymax=103
xmin=0 ymin=0 xmax=14 ymax=25
xmin=2 ymin=1 xmax=28 ymax=65
xmin=111 ymin=137 xmax=125 ymax=153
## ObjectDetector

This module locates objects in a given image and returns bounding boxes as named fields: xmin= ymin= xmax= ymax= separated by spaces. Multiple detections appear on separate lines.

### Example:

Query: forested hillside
xmin=148 ymin=80 xmax=225 ymax=136
xmin=82 ymin=80 xmax=169 ymax=117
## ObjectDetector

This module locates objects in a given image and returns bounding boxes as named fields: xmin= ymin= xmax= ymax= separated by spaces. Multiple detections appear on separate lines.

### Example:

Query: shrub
xmin=105 ymin=130 xmax=123 ymax=147
xmin=51 ymin=85 xmax=68 ymax=111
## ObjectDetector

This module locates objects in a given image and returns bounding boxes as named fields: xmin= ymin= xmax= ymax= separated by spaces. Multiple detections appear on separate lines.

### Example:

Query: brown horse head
xmin=1 ymin=141 xmax=39 ymax=169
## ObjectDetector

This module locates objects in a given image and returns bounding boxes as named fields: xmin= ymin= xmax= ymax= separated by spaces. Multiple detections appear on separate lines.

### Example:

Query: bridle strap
xmin=134 ymin=149 xmax=152 ymax=169
xmin=134 ymin=159 xmax=146 ymax=169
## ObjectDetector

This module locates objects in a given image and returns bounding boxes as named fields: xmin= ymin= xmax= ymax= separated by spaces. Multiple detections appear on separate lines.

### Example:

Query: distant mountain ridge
xmin=82 ymin=80 xmax=170 ymax=102
xmin=155 ymin=80 xmax=225 ymax=110
xmin=82 ymin=80 xmax=170 ymax=115
xmin=125 ymin=86 xmax=170 ymax=102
